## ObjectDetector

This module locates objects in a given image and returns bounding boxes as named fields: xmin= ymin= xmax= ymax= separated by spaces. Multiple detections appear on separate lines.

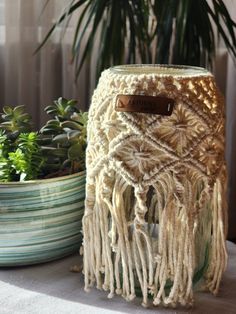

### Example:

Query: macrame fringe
xmin=82 ymin=166 xmax=227 ymax=308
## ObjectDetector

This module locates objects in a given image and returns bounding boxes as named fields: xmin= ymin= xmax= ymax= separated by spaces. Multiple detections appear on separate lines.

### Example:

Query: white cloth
xmin=0 ymin=241 xmax=236 ymax=314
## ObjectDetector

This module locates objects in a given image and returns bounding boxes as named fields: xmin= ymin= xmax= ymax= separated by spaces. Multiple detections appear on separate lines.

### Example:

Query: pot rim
xmin=110 ymin=64 xmax=212 ymax=77
xmin=0 ymin=170 xmax=86 ymax=186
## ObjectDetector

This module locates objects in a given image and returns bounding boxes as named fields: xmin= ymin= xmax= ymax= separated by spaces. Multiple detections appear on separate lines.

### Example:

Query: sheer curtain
xmin=0 ymin=0 xmax=89 ymax=129
xmin=0 ymin=0 xmax=235 ymax=239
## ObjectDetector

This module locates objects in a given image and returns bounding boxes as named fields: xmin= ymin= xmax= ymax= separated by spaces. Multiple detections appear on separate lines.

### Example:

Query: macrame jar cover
xmin=82 ymin=65 xmax=228 ymax=307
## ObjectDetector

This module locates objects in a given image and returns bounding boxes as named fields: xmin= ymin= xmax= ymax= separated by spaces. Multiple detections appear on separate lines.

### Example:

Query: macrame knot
xmin=82 ymin=65 xmax=228 ymax=308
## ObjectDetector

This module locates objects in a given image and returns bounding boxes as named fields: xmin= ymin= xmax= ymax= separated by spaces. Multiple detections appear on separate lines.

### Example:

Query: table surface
xmin=0 ymin=242 xmax=236 ymax=314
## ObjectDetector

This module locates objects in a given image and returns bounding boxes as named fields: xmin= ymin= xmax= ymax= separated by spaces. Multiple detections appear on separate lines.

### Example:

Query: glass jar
xmin=83 ymin=65 xmax=227 ymax=307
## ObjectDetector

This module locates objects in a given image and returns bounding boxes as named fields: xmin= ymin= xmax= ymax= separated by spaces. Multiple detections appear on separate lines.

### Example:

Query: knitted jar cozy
xmin=82 ymin=65 xmax=228 ymax=308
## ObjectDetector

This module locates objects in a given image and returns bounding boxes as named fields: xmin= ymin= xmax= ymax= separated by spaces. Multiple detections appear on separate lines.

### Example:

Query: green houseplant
xmin=0 ymin=98 xmax=88 ymax=266
xmin=37 ymin=0 xmax=236 ymax=79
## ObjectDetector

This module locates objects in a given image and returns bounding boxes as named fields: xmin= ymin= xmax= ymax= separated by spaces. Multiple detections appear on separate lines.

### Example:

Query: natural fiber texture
xmin=82 ymin=66 xmax=228 ymax=308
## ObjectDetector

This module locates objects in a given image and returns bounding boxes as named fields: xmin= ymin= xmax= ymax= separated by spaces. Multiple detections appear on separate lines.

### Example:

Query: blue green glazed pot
xmin=0 ymin=171 xmax=86 ymax=266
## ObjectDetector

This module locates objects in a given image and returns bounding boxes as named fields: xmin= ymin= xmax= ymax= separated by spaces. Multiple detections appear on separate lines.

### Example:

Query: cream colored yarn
xmin=82 ymin=65 xmax=228 ymax=308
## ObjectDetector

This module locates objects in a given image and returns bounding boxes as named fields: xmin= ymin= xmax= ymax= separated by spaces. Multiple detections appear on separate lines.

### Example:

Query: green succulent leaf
xmin=68 ymin=143 xmax=83 ymax=160
xmin=0 ymin=105 xmax=32 ymax=133
xmin=49 ymin=147 xmax=68 ymax=157
xmin=67 ymin=130 xmax=81 ymax=141
xmin=71 ymin=111 xmax=88 ymax=124
xmin=6 ymin=132 xmax=45 ymax=181
xmin=52 ymin=134 xmax=68 ymax=143
xmin=61 ymin=120 xmax=83 ymax=130
xmin=13 ymin=105 xmax=26 ymax=115
xmin=2 ymin=106 xmax=12 ymax=115
xmin=44 ymin=105 xmax=57 ymax=114
xmin=46 ymin=119 xmax=60 ymax=126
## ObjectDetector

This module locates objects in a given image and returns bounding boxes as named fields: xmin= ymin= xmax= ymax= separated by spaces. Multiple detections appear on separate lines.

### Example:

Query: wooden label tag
xmin=115 ymin=94 xmax=174 ymax=115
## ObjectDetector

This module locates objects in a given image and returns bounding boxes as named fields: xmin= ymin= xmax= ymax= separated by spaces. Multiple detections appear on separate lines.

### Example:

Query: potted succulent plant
xmin=0 ymin=98 xmax=88 ymax=266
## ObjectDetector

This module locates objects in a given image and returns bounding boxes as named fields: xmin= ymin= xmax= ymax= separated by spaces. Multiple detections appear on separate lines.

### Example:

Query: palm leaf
xmin=74 ymin=0 xmax=109 ymax=78
xmin=59 ymin=0 xmax=78 ymax=41
xmin=210 ymin=0 xmax=236 ymax=58
xmin=34 ymin=0 xmax=88 ymax=54
xmin=37 ymin=0 xmax=236 ymax=78
xmin=38 ymin=0 xmax=51 ymax=19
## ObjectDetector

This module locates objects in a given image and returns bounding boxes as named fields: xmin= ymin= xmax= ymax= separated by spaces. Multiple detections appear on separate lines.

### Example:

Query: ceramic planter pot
xmin=0 ymin=171 xmax=86 ymax=266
